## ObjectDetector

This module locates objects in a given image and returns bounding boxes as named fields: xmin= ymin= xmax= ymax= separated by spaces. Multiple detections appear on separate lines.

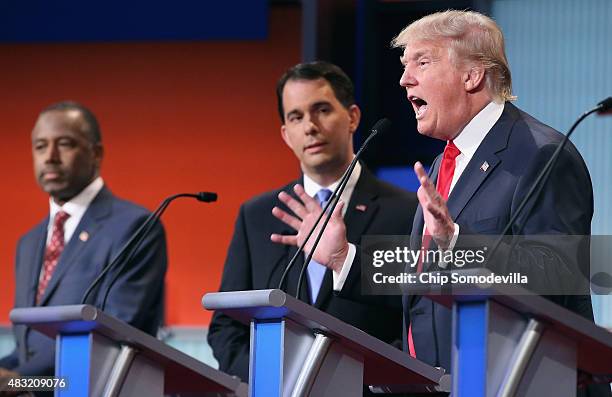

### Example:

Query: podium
xmin=412 ymin=268 xmax=612 ymax=397
xmin=203 ymin=289 xmax=447 ymax=397
xmin=10 ymin=305 xmax=247 ymax=397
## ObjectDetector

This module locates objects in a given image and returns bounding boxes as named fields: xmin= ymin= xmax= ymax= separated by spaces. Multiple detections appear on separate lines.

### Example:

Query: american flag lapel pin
xmin=355 ymin=204 xmax=367 ymax=212
xmin=480 ymin=161 xmax=490 ymax=172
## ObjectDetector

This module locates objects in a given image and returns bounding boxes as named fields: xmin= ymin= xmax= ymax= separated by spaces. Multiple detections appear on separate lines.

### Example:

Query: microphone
xmin=484 ymin=98 xmax=607 ymax=265
xmin=597 ymin=96 xmax=612 ymax=115
xmin=275 ymin=118 xmax=391 ymax=299
xmin=80 ymin=191 xmax=217 ymax=308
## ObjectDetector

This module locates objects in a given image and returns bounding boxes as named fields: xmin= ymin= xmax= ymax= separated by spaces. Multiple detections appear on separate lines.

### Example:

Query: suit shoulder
xmin=18 ymin=219 xmax=47 ymax=247
xmin=512 ymin=106 xmax=586 ymax=164
xmin=109 ymin=195 xmax=152 ymax=219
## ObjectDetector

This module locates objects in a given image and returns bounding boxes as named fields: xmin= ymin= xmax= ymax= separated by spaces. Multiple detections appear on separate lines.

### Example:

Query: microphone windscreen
xmin=371 ymin=118 xmax=392 ymax=135
xmin=597 ymin=97 xmax=612 ymax=115
xmin=197 ymin=192 xmax=218 ymax=202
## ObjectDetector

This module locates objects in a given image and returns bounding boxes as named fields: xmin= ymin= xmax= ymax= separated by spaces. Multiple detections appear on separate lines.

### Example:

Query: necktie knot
xmin=54 ymin=211 xmax=70 ymax=228
xmin=315 ymin=189 xmax=333 ymax=206
xmin=443 ymin=140 xmax=461 ymax=161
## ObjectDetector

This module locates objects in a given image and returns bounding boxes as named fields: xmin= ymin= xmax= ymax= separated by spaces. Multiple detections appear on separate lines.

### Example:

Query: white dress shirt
xmin=303 ymin=160 xmax=361 ymax=217
xmin=333 ymin=101 xmax=505 ymax=290
xmin=46 ymin=177 xmax=104 ymax=245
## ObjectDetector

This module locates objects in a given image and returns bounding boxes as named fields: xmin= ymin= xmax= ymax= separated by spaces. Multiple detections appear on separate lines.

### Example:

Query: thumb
xmin=332 ymin=200 xmax=344 ymax=218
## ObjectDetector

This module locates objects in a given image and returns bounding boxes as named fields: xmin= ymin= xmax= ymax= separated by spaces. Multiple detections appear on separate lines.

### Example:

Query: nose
xmin=303 ymin=114 xmax=318 ymax=135
xmin=44 ymin=143 xmax=61 ymax=163
xmin=399 ymin=67 xmax=416 ymax=87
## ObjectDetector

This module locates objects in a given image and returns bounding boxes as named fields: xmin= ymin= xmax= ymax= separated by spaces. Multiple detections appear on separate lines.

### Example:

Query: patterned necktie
xmin=306 ymin=188 xmax=333 ymax=304
xmin=409 ymin=141 xmax=461 ymax=357
xmin=36 ymin=210 xmax=70 ymax=304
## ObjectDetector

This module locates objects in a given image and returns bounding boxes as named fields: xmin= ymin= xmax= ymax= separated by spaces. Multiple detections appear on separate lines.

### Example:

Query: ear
xmin=347 ymin=104 xmax=361 ymax=134
xmin=93 ymin=143 xmax=104 ymax=169
xmin=464 ymin=64 xmax=486 ymax=92
xmin=280 ymin=124 xmax=291 ymax=148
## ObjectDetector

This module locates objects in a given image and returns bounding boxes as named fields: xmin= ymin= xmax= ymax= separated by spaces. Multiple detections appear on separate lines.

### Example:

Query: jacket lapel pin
xmin=355 ymin=204 xmax=367 ymax=212
xmin=79 ymin=231 xmax=89 ymax=242
xmin=480 ymin=161 xmax=490 ymax=172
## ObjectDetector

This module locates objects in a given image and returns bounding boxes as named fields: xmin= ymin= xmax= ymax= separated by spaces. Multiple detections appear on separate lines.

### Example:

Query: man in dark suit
xmin=207 ymin=61 xmax=418 ymax=384
xmin=273 ymin=11 xmax=609 ymax=396
xmin=0 ymin=101 xmax=167 ymax=380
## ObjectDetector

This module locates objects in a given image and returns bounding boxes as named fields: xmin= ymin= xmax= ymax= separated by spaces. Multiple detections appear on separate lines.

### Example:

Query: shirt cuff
xmin=437 ymin=223 xmax=460 ymax=269
xmin=332 ymin=243 xmax=356 ymax=291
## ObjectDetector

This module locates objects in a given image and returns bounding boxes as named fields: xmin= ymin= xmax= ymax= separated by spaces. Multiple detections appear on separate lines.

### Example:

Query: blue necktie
xmin=307 ymin=188 xmax=333 ymax=304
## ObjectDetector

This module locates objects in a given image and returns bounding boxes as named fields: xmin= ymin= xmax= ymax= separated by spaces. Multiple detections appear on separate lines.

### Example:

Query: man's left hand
xmin=414 ymin=162 xmax=455 ymax=249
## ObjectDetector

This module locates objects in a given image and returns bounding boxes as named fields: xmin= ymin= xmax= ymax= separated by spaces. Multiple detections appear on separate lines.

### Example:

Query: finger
xmin=270 ymin=233 xmax=298 ymax=246
xmin=414 ymin=161 xmax=428 ymax=180
xmin=272 ymin=207 xmax=302 ymax=230
xmin=278 ymin=190 xmax=307 ymax=219
xmin=414 ymin=162 xmax=438 ymax=199
xmin=294 ymin=184 xmax=321 ymax=212
xmin=425 ymin=201 xmax=446 ymax=220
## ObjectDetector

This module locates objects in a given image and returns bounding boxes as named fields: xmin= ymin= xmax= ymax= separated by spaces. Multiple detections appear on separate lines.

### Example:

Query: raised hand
xmin=270 ymin=184 xmax=349 ymax=273
xmin=414 ymin=162 xmax=455 ymax=249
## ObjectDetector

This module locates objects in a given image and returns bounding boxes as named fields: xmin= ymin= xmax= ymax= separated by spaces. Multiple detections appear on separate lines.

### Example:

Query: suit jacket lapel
xmin=38 ymin=187 xmax=112 ymax=306
xmin=446 ymin=104 xmax=516 ymax=220
xmin=25 ymin=223 xmax=48 ymax=306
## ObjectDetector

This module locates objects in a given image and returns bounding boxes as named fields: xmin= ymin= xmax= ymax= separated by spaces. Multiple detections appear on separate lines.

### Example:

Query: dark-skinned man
xmin=0 ymin=102 xmax=167 ymax=392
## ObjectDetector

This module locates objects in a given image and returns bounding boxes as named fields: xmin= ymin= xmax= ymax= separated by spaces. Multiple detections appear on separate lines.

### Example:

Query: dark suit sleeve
xmin=13 ymin=351 xmax=53 ymax=376
xmin=334 ymin=245 xmax=404 ymax=310
xmin=0 ymin=247 xmax=20 ymax=371
xmin=101 ymin=216 xmax=168 ymax=335
xmin=0 ymin=346 xmax=18 ymax=370
xmin=7 ymin=242 xmax=55 ymax=376
xmin=460 ymin=142 xmax=593 ymax=296
xmin=207 ymin=205 xmax=252 ymax=381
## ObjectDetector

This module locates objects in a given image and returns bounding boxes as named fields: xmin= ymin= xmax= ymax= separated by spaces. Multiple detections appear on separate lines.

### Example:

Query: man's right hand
xmin=270 ymin=184 xmax=349 ymax=273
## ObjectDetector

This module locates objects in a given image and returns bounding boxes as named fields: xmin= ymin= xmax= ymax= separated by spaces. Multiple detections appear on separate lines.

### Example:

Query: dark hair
xmin=276 ymin=61 xmax=355 ymax=122
xmin=40 ymin=101 xmax=102 ymax=144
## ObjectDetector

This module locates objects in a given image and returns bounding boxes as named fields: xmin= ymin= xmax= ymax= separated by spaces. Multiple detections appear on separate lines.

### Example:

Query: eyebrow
xmin=400 ymin=50 xmax=429 ymax=64
xmin=311 ymin=100 xmax=332 ymax=110
xmin=285 ymin=109 xmax=302 ymax=119
xmin=285 ymin=100 xmax=333 ymax=118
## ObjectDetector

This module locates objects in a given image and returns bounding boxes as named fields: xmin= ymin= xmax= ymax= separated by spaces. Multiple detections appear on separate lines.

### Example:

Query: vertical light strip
xmin=492 ymin=0 xmax=612 ymax=326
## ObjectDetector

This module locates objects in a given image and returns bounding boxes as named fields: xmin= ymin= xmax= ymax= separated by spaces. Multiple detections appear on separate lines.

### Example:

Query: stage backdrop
xmin=0 ymin=5 xmax=301 ymax=325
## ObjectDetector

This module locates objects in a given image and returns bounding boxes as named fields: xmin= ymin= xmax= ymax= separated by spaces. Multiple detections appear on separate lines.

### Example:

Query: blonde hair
xmin=392 ymin=10 xmax=516 ymax=102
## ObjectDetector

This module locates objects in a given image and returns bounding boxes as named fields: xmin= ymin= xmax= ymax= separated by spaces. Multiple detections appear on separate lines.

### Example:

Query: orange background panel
xmin=0 ymin=6 xmax=301 ymax=325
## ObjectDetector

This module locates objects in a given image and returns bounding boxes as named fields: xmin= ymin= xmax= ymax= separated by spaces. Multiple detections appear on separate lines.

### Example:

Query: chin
xmin=416 ymin=126 xmax=434 ymax=137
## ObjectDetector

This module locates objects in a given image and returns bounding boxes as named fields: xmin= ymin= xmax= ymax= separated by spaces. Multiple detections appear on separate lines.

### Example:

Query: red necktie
xmin=36 ymin=211 xmax=70 ymax=304
xmin=409 ymin=141 xmax=461 ymax=357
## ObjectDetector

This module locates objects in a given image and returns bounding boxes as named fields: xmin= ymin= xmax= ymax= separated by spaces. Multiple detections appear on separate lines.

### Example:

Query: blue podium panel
xmin=10 ymin=305 xmax=246 ymax=396
xmin=454 ymin=301 xmax=487 ymax=397
xmin=56 ymin=334 xmax=90 ymax=397
xmin=251 ymin=320 xmax=284 ymax=397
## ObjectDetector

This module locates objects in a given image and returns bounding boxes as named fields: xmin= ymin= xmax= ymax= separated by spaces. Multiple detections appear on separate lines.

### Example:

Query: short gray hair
xmin=392 ymin=10 xmax=516 ymax=102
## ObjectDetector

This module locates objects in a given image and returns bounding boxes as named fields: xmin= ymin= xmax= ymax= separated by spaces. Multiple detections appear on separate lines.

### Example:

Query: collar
xmin=49 ymin=177 xmax=104 ymax=221
xmin=452 ymin=101 xmax=505 ymax=159
xmin=303 ymin=160 xmax=362 ymax=215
